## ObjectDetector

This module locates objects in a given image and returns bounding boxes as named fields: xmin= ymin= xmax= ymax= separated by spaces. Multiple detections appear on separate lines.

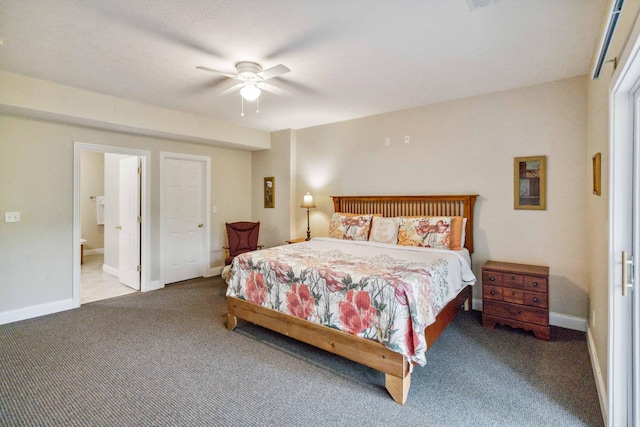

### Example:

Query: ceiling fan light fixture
xmin=240 ymin=84 xmax=261 ymax=101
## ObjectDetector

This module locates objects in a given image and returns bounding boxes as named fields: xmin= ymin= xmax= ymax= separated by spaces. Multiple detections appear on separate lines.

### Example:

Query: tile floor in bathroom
xmin=81 ymin=254 xmax=137 ymax=304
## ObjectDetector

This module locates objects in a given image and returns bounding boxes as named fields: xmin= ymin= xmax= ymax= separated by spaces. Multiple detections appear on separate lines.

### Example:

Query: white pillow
xmin=369 ymin=216 xmax=400 ymax=244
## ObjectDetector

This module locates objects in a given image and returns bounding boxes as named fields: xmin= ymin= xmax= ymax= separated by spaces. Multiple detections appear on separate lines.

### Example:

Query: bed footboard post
xmin=463 ymin=285 xmax=472 ymax=311
xmin=227 ymin=313 xmax=237 ymax=331
xmin=385 ymin=372 xmax=411 ymax=405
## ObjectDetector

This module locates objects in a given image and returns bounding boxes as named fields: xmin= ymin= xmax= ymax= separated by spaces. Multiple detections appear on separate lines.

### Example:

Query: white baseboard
xmin=473 ymin=298 xmax=587 ymax=332
xmin=102 ymin=265 xmax=161 ymax=292
xmin=210 ymin=266 xmax=224 ymax=277
xmin=550 ymin=312 xmax=587 ymax=332
xmin=102 ymin=264 xmax=119 ymax=277
xmin=144 ymin=280 xmax=162 ymax=292
xmin=84 ymin=248 xmax=104 ymax=256
xmin=0 ymin=299 xmax=75 ymax=325
xmin=586 ymin=325 xmax=608 ymax=426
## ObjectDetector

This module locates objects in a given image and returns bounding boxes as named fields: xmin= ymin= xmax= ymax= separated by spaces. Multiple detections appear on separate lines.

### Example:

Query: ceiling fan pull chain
xmin=256 ymin=97 xmax=259 ymax=114
xmin=241 ymin=96 xmax=244 ymax=117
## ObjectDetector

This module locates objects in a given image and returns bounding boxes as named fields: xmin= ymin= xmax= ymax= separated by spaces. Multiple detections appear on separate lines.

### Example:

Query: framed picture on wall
xmin=264 ymin=177 xmax=275 ymax=208
xmin=592 ymin=152 xmax=601 ymax=196
xmin=514 ymin=155 xmax=546 ymax=210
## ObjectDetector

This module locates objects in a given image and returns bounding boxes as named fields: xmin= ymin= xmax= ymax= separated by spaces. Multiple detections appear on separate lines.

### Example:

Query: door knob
xmin=198 ymin=223 xmax=204 ymax=228
xmin=115 ymin=225 xmax=122 ymax=230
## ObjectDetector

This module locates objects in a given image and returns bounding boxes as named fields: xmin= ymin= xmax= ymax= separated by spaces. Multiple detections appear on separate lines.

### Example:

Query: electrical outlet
xmin=384 ymin=137 xmax=390 ymax=146
xmin=404 ymin=135 xmax=410 ymax=144
xmin=4 ymin=212 xmax=20 ymax=223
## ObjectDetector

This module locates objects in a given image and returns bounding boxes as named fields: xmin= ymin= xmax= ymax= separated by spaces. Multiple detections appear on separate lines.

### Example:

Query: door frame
xmin=159 ymin=152 xmax=211 ymax=286
xmin=73 ymin=142 xmax=152 ymax=307
xmin=609 ymin=15 xmax=640 ymax=425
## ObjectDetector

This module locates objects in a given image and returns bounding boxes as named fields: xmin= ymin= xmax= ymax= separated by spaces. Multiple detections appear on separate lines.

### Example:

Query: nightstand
xmin=481 ymin=260 xmax=550 ymax=340
xmin=286 ymin=237 xmax=307 ymax=244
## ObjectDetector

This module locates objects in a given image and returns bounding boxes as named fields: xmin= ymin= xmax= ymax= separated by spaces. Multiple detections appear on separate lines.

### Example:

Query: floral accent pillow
xmin=328 ymin=213 xmax=373 ymax=241
xmin=397 ymin=216 xmax=453 ymax=249
xmin=369 ymin=216 xmax=400 ymax=244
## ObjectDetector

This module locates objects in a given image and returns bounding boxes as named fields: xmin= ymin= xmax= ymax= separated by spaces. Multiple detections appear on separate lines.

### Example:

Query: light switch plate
xmin=5 ymin=212 xmax=20 ymax=223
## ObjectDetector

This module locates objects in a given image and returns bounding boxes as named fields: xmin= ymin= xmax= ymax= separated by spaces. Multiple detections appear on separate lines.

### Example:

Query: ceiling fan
xmin=196 ymin=61 xmax=292 ymax=101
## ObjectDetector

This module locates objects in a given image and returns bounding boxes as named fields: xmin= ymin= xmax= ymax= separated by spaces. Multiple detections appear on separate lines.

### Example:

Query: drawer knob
xmin=508 ymin=309 xmax=523 ymax=316
xmin=490 ymin=277 xmax=496 ymax=282
xmin=490 ymin=290 xmax=496 ymax=295
xmin=511 ymin=276 xmax=516 ymax=280
xmin=533 ymin=297 xmax=539 ymax=303
xmin=533 ymin=282 xmax=539 ymax=287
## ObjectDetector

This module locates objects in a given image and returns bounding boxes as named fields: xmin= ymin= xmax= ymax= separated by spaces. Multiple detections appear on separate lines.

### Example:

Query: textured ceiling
xmin=0 ymin=0 xmax=606 ymax=132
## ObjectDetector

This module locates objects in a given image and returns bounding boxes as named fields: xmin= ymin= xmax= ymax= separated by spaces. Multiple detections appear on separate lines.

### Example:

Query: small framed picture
xmin=264 ymin=177 xmax=275 ymax=208
xmin=592 ymin=153 xmax=601 ymax=196
xmin=514 ymin=156 xmax=546 ymax=210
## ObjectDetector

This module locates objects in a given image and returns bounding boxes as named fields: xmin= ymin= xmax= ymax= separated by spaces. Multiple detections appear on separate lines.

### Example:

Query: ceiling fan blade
xmin=258 ymin=64 xmax=291 ymax=80
xmin=258 ymin=82 xmax=291 ymax=97
xmin=218 ymin=81 xmax=244 ymax=96
xmin=196 ymin=66 xmax=237 ymax=79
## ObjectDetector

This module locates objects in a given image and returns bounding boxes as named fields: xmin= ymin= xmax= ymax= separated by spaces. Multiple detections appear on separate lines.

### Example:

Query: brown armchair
xmin=224 ymin=221 xmax=261 ymax=265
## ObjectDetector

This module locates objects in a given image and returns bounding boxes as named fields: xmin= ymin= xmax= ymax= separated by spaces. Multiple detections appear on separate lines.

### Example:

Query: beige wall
xmin=0 ymin=114 xmax=252 ymax=315
xmin=292 ymin=76 xmax=589 ymax=320
xmin=586 ymin=0 xmax=640 ymax=400
xmin=80 ymin=151 xmax=104 ymax=251
xmin=251 ymin=129 xmax=296 ymax=248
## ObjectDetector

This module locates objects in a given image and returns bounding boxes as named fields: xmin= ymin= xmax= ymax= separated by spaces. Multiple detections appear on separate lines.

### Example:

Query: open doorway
xmin=79 ymin=151 xmax=140 ymax=303
xmin=73 ymin=142 xmax=152 ymax=308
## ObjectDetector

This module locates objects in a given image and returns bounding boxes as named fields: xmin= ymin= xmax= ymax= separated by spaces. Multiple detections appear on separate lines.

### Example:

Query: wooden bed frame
xmin=227 ymin=194 xmax=478 ymax=405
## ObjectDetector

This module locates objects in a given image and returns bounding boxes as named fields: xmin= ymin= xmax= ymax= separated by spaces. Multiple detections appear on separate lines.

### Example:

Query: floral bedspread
xmin=225 ymin=238 xmax=476 ymax=366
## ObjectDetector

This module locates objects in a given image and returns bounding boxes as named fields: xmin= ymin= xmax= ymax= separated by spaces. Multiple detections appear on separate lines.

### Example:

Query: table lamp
xmin=300 ymin=192 xmax=316 ymax=240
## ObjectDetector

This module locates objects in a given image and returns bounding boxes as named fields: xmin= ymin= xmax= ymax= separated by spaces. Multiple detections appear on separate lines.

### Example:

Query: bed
xmin=225 ymin=194 xmax=478 ymax=404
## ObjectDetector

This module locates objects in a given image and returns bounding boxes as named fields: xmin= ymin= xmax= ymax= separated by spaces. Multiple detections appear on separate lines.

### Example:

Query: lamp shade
xmin=300 ymin=192 xmax=316 ymax=208
xmin=240 ymin=84 xmax=261 ymax=101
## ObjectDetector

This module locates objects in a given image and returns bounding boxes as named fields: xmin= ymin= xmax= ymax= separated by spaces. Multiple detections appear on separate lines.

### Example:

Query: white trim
xmin=0 ymin=299 xmax=74 ymax=325
xmin=146 ymin=280 xmax=163 ymax=292
xmin=84 ymin=248 xmax=104 ymax=256
xmin=159 ymin=152 xmax=211 ymax=286
xmin=587 ymin=325 xmax=609 ymax=426
xmin=210 ymin=266 xmax=224 ymax=277
xmin=102 ymin=264 xmax=119 ymax=278
xmin=607 ymin=11 xmax=640 ymax=426
xmin=550 ymin=312 xmax=587 ymax=332
xmin=74 ymin=142 xmax=152 ymax=307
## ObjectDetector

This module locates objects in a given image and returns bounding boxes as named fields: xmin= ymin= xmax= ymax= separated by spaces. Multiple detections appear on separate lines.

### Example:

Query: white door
xmin=118 ymin=156 xmax=141 ymax=290
xmin=163 ymin=158 xmax=204 ymax=284
xmin=610 ymin=40 xmax=640 ymax=425
xmin=631 ymin=89 xmax=640 ymax=427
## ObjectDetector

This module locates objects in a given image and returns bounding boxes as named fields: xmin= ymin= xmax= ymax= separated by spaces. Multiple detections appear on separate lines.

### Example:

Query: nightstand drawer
xmin=524 ymin=291 xmax=548 ymax=308
xmin=483 ymin=300 xmax=548 ymax=326
xmin=482 ymin=271 xmax=503 ymax=286
xmin=503 ymin=288 xmax=524 ymax=304
xmin=483 ymin=285 xmax=503 ymax=301
xmin=503 ymin=273 xmax=524 ymax=289
xmin=524 ymin=276 xmax=547 ymax=293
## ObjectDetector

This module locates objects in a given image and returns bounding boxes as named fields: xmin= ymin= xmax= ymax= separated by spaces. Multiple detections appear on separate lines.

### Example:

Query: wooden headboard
xmin=331 ymin=195 xmax=478 ymax=254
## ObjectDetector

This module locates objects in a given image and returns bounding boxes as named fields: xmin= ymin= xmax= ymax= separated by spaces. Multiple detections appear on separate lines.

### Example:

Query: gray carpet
xmin=0 ymin=277 xmax=603 ymax=426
